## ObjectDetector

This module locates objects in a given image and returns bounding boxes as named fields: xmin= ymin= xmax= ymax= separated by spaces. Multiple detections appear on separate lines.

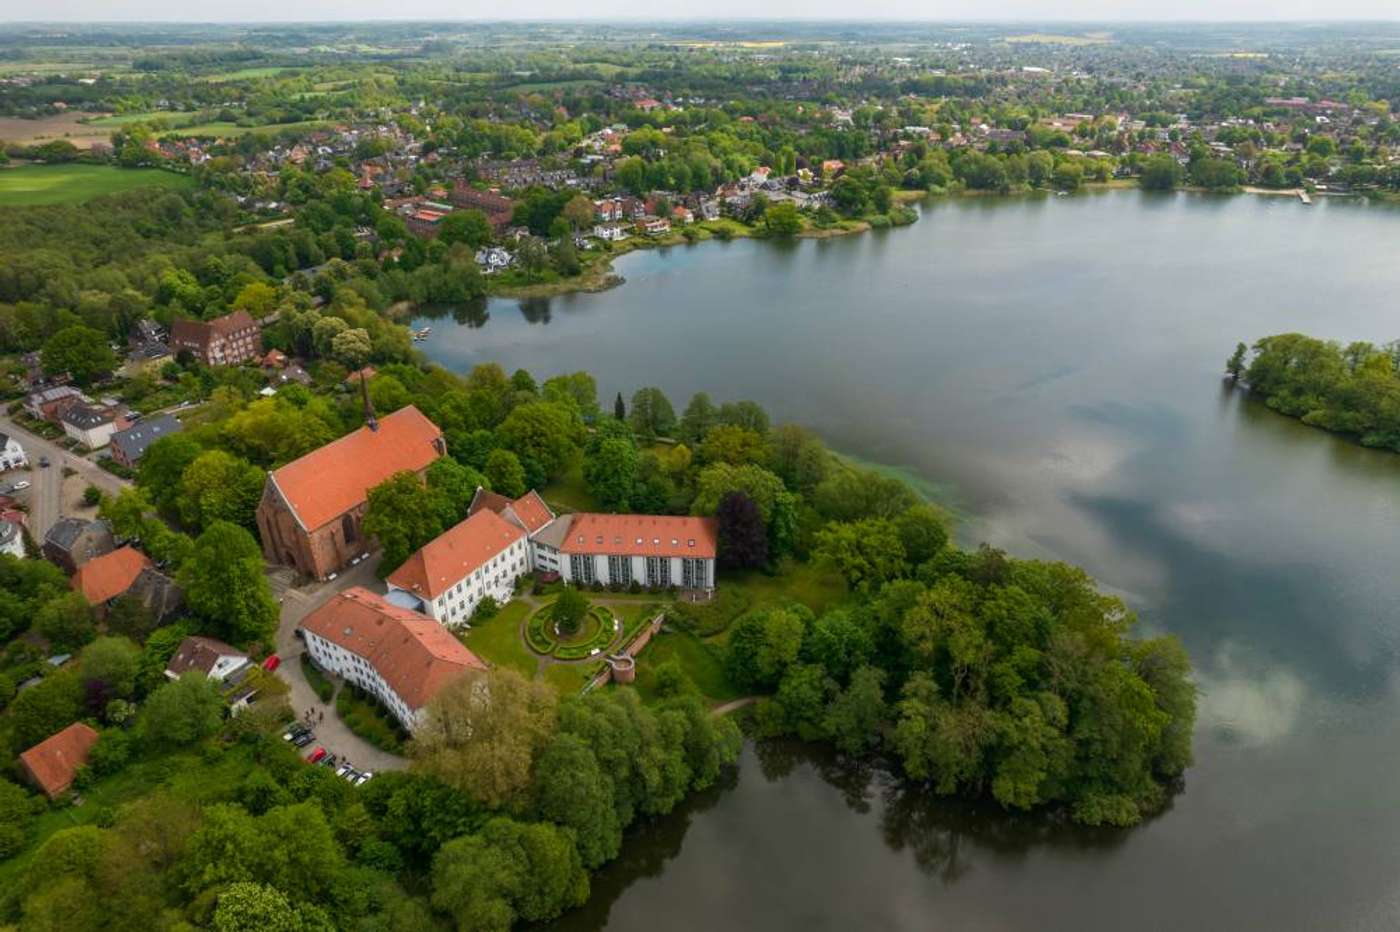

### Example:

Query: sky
xmin=9 ymin=1 xmax=1400 ymax=24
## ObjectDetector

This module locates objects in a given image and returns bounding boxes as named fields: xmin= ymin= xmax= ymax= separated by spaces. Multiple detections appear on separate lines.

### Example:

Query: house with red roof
xmin=71 ymin=545 xmax=152 ymax=607
xmin=299 ymin=587 xmax=487 ymax=729
xmin=385 ymin=507 xmax=530 ymax=627
xmin=255 ymin=406 xmax=445 ymax=580
xmin=19 ymin=722 xmax=99 ymax=799
xmin=170 ymin=310 xmax=260 ymax=367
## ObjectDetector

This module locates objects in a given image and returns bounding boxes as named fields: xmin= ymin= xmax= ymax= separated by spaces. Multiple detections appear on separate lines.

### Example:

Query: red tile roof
xmin=71 ymin=546 xmax=152 ymax=605
xmin=267 ymin=406 xmax=443 ymax=531
xmin=387 ymin=509 xmax=526 ymax=600
xmin=300 ymin=588 xmax=486 ymax=711
xmin=561 ymin=513 xmax=718 ymax=559
xmin=507 ymin=491 xmax=555 ymax=534
xmin=20 ymin=722 xmax=99 ymax=799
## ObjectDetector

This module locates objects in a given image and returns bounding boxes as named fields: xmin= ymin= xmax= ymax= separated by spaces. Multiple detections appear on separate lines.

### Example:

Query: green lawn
xmin=540 ymin=456 xmax=601 ymax=513
xmin=0 ymin=164 xmax=193 ymax=206
xmin=542 ymin=663 xmax=597 ymax=695
xmin=724 ymin=560 xmax=848 ymax=618
xmin=461 ymin=601 xmax=537 ymax=678
xmin=84 ymin=110 xmax=199 ymax=127
xmin=632 ymin=629 xmax=741 ymax=705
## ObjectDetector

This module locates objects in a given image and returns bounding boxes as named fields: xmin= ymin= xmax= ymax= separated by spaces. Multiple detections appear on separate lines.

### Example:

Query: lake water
xmin=414 ymin=191 xmax=1400 ymax=931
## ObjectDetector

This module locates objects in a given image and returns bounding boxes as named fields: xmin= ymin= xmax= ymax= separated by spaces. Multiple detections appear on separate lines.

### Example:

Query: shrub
xmin=301 ymin=654 xmax=334 ymax=702
xmin=470 ymin=596 xmax=499 ymax=624
xmin=82 ymin=485 xmax=102 ymax=507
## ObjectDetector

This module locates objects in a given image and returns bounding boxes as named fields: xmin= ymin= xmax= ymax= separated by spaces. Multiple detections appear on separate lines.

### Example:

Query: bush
xmin=301 ymin=654 xmax=334 ymax=702
xmin=470 ymin=596 xmax=499 ymax=624
xmin=336 ymin=687 xmax=406 ymax=754
xmin=82 ymin=485 xmax=102 ymax=507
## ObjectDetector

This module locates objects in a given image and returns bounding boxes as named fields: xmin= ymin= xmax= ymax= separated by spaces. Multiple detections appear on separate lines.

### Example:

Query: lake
xmin=414 ymin=190 xmax=1400 ymax=931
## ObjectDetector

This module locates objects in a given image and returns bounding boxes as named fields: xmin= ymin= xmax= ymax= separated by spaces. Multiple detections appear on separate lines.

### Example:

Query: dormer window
xmin=688 ymin=539 xmax=695 ymax=547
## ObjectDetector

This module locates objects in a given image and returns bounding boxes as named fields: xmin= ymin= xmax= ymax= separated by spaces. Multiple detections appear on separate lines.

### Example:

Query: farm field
xmin=0 ymin=112 xmax=112 ymax=149
xmin=0 ymin=163 xmax=193 ymax=206
xmin=201 ymin=66 xmax=306 ymax=81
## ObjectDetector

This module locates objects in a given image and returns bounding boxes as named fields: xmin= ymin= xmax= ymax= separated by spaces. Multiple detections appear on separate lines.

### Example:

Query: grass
xmin=84 ymin=110 xmax=199 ymax=127
xmin=461 ymin=600 xmax=537 ymax=678
xmin=542 ymin=663 xmax=596 ymax=695
xmin=162 ymin=119 xmax=331 ymax=139
xmin=632 ymin=629 xmax=741 ymax=705
xmin=200 ymin=66 xmax=305 ymax=82
xmin=540 ymin=456 xmax=601 ymax=513
xmin=723 ymin=560 xmax=848 ymax=619
xmin=0 ymin=164 xmax=192 ymax=207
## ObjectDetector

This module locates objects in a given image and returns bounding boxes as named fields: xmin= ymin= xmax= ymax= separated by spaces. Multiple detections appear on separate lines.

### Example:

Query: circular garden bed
xmin=526 ymin=603 xmax=621 ymax=660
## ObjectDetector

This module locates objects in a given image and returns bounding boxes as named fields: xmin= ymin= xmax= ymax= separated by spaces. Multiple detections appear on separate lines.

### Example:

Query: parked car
xmin=323 ymin=754 xmax=338 ymax=768
xmin=335 ymin=762 xmax=354 ymax=778
xmin=282 ymin=723 xmax=309 ymax=741
xmin=262 ymin=655 xmax=281 ymax=671
xmin=293 ymin=732 xmax=315 ymax=748
xmin=38 ymin=456 xmax=49 ymax=468
xmin=10 ymin=481 xmax=29 ymax=491
xmin=354 ymin=771 xmax=374 ymax=786
xmin=307 ymin=747 xmax=327 ymax=764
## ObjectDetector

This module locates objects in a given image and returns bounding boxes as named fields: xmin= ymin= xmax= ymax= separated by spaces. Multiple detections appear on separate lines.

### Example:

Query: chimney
xmin=361 ymin=370 xmax=377 ymax=432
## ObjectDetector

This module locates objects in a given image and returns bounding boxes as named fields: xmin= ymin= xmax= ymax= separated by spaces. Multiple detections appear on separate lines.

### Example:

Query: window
xmin=608 ymin=555 xmax=632 ymax=586
xmin=646 ymin=557 xmax=671 ymax=588
xmin=342 ymin=514 xmax=358 ymax=544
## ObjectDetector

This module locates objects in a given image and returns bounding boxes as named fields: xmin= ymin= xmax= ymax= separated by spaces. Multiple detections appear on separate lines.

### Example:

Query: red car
xmin=307 ymin=747 xmax=327 ymax=764
xmin=262 ymin=655 xmax=281 ymax=671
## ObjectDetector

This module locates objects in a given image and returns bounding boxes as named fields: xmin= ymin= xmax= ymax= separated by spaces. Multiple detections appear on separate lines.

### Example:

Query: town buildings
xmin=299 ymin=587 xmax=487 ymax=731
xmin=255 ymin=405 xmax=445 ymax=580
xmin=170 ymin=310 xmax=261 ymax=367
xmin=385 ymin=507 xmax=530 ymax=626
xmin=24 ymin=386 xmax=87 ymax=424
xmin=449 ymin=182 xmax=515 ymax=233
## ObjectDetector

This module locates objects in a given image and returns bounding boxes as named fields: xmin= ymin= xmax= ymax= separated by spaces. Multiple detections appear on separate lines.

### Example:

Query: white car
xmin=10 ymin=481 xmax=29 ymax=491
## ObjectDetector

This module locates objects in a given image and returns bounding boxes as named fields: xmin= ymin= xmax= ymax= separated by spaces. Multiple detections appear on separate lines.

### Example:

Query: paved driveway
xmin=273 ymin=558 xmax=407 ymax=773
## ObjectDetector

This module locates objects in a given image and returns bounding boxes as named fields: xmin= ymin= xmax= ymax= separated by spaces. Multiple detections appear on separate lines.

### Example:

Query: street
xmin=0 ymin=414 xmax=133 ymax=541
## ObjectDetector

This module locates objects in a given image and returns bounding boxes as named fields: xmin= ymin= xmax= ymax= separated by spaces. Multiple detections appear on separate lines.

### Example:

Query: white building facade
xmin=385 ymin=508 xmax=531 ymax=627
xmin=0 ymin=433 xmax=27 ymax=471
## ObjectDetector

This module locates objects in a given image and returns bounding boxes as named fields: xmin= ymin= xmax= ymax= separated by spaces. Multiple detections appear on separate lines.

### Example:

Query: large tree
xmin=715 ymin=491 xmax=768 ymax=570
xmin=628 ymin=387 xmax=676 ymax=439
xmin=413 ymin=668 xmax=558 ymax=809
xmin=140 ymin=672 xmax=225 ymax=749
xmin=363 ymin=471 xmax=445 ymax=576
xmin=179 ymin=522 xmax=279 ymax=644
xmin=41 ymin=325 xmax=116 ymax=386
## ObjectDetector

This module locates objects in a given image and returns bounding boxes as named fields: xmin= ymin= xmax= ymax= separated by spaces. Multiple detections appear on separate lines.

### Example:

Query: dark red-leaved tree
xmin=716 ymin=491 xmax=768 ymax=570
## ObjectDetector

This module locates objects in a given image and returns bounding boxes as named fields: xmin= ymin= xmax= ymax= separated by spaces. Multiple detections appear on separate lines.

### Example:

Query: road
xmin=272 ymin=558 xmax=407 ymax=774
xmin=0 ymin=415 xmax=132 ymax=541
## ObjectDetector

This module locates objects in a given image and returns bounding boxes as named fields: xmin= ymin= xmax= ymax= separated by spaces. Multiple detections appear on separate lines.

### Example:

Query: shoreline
xmin=476 ymin=179 xmax=1390 ymax=303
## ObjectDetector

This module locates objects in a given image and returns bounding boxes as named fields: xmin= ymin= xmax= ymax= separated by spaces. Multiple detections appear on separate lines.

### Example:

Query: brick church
xmin=255 ymin=405 xmax=444 ymax=580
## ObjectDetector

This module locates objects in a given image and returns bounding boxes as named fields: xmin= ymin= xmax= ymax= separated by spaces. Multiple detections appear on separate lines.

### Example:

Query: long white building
xmin=299 ymin=587 xmax=486 ymax=731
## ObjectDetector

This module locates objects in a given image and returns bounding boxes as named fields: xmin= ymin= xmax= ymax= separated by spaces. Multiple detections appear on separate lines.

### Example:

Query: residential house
xmin=126 ymin=566 xmax=183 ymax=622
xmin=70 ymin=545 xmax=158 ymax=611
xmin=385 ymin=507 xmax=530 ymax=626
xmin=169 ymin=310 xmax=261 ymax=367
xmin=256 ymin=405 xmax=445 ymax=580
xmin=165 ymin=635 xmax=250 ymax=683
xmin=299 ymin=587 xmax=487 ymax=731
xmin=24 ymin=386 xmax=88 ymax=424
xmin=19 ymin=722 xmax=99 ymax=799
xmin=61 ymin=404 xmax=119 ymax=450
xmin=639 ymin=217 xmax=671 ymax=237
xmin=109 ymin=414 xmax=182 ymax=469
xmin=475 ymin=247 xmax=513 ymax=273
xmin=468 ymin=487 xmax=718 ymax=593
xmin=592 ymin=222 xmax=630 ymax=242
xmin=0 ymin=519 xmax=22 ymax=559
xmin=43 ymin=517 xmax=115 ymax=574
xmin=0 ymin=432 xmax=26 ymax=471
xmin=671 ymin=205 xmax=695 ymax=225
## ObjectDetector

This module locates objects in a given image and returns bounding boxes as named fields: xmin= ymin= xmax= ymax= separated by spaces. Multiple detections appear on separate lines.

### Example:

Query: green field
xmin=162 ymin=119 xmax=331 ymax=139
xmin=0 ymin=164 xmax=193 ymax=206
xmin=85 ymin=110 xmax=200 ymax=127
xmin=201 ymin=66 xmax=305 ymax=82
